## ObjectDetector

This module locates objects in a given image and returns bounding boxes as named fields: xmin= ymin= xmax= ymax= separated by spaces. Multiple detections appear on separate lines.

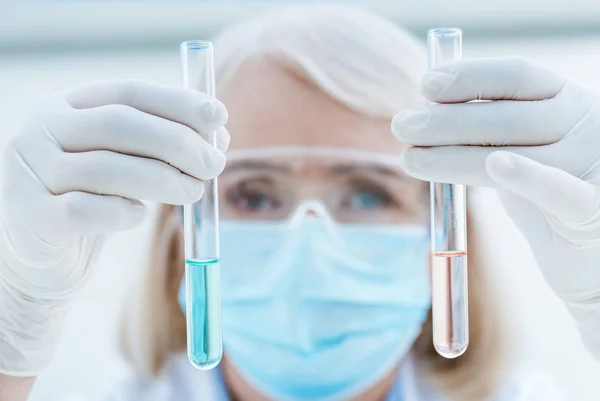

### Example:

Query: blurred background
xmin=2 ymin=0 xmax=600 ymax=400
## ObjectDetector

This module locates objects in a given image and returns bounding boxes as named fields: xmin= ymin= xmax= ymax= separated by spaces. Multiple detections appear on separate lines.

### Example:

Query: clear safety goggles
xmin=219 ymin=147 xmax=428 ymax=226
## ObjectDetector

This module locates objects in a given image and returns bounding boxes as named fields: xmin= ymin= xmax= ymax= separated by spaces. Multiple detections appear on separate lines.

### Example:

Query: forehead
xmin=219 ymin=56 xmax=408 ymax=154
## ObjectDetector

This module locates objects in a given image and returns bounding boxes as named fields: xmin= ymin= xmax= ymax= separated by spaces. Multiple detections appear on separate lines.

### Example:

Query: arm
xmin=0 ymin=374 xmax=35 ymax=401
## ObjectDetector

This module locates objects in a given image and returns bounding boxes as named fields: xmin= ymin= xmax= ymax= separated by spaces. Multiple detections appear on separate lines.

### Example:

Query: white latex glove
xmin=0 ymin=80 xmax=229 ymax=376
xmin=392 ymin=57 xmax=600 ymax=360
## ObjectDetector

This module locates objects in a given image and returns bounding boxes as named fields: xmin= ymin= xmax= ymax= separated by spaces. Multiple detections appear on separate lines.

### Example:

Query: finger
xmin=400 ymin=142 xmax=593 ymax=189
xmin=50 ymin=105 xmax=226 ymax=181
xmin=399 ymin=145 xmax=525 ymax=187
xmin=2 ymin=141 xmax=73 ymax=247
xmin=195 ymin=126 xmax=229 ymax=152
xmin=392 ymin=82 xmax=589 ymax=147
xmin=56 ymin=192 xmax=148 ymax=237
xmin=63 ymin=80 xmax=228 ymax=133
xmin=34 ymin=150 xmax=206 ymax=205
xmin=421 ymin=57 xmax=567 ymax=103
xmin=486 ymin=151 xmax=599 ymax=223
xmin=3 ymin=144 xmax=147 ymax=245
xmin=213 ymin=127 xmax=231 ymax=152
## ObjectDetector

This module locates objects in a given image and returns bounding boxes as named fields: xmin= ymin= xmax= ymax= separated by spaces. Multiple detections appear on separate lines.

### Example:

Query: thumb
xmin=485 ymin=151 xmax=599 ymax=224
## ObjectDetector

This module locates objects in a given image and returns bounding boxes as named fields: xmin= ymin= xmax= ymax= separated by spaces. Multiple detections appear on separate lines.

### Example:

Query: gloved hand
xmin=0 ymin=80 xmax=229 ymax=376
xmin=392 ymin=57 xmax=600 ymax=360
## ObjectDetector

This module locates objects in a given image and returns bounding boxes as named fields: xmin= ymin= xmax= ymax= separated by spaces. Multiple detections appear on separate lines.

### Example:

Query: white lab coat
xmin=58 ymin=354 xmax=563 ymax=401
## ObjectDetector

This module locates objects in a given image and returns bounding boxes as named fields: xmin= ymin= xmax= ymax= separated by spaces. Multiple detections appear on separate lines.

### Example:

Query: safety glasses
xmin=219 ymin=147 xmax=428 ymax=226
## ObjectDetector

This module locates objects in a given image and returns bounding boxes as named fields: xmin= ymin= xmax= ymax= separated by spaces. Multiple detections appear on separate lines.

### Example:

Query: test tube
xmin=428 ymin=28 xmax=469 ymax=359
xmin=180 ymin=41 xmax=222 ymax=370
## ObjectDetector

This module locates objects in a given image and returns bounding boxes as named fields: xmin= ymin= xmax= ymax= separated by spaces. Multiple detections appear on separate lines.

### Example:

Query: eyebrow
xmin=224 ymin=160 xmax=292 ymax=174
xmin=328 ymin=164 xmax=409 ymax=180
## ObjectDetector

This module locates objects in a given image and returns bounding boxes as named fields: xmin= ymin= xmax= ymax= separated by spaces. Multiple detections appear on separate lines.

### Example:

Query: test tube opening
xmin=427 ymin=28 xmax=463 ymax=71
xmin=428 ymin=27 xmax=462 ymax=37
xmin=180 ymin=41 xmax=215 ymax=98
xmin=181 ymin=40 xmax=213 ymax=50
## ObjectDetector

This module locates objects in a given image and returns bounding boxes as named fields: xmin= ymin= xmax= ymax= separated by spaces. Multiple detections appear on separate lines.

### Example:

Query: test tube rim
xmin=428 ymin=27 xmax=462 ymax=38
xmin=181 ymin=40 xmax=214 ymax=51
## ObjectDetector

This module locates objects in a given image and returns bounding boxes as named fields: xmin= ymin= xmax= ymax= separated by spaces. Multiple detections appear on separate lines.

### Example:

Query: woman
xmin=2 ymin=4 xmax=599 ymax=401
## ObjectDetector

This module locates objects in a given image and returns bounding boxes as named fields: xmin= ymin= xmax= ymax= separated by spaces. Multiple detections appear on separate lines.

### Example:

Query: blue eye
xmin=343 ymin=181 xmax=395 ymax=211
xmin=239 ymin=192 xmax=266 ymax=209
xmin=225 ymin=181 xmax=281 ymax=212
xmin=230 ymin=189 xmax=276 ymax=211
xmin=349 ymin=190 xmax=385 ymax=209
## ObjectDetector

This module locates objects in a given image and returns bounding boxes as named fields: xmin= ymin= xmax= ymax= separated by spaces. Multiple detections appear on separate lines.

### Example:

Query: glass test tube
xmin=428 ymin=28 xmax=469 ymax=359
xmin=180 ymin=41 xmax=222 ymax=370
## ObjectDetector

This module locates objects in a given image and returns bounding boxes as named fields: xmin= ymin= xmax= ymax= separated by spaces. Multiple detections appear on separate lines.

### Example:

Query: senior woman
xmin=6 ymin=4 xmax=600 ymax=401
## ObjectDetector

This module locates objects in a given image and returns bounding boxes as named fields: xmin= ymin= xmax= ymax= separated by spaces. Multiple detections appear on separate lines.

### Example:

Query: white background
xmin=2 ymin=2 xmax=600 ymax=400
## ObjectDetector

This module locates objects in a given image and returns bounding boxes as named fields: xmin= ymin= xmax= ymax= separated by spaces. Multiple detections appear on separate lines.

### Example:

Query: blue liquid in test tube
xmin=180 ymin=40 xmax=222 ymax=370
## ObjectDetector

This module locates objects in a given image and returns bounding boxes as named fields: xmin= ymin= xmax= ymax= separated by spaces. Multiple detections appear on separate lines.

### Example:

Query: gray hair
xmin=213 ymin=4 xmax=427 ymax=118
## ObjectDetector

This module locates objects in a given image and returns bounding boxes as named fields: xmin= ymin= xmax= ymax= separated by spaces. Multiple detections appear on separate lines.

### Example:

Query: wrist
xmin=0 ymin=374 xmax=36 ymax=401
xmin=0 ymin=275 xmax=69 ymax=376
xmin=563 ymin=297 xmax=600 ymax=360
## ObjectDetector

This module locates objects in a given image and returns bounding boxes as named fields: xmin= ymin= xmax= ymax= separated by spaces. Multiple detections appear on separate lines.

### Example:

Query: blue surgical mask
xmin=179 ymin=217 xmax=431 ymax=401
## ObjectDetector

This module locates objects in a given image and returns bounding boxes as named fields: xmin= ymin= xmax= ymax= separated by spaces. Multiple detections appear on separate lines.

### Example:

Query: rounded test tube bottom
xmin=186 ymin=258 xmax=223 ymax=370
xmin=432 ymin=251 xmax=469 ymax=359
